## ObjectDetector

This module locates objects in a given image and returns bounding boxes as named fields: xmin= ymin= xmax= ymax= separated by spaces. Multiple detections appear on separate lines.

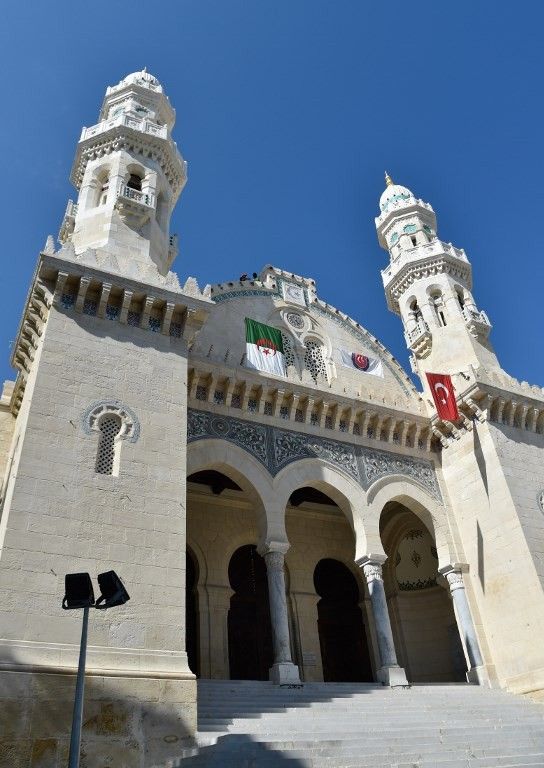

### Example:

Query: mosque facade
xmin=1 ymin=71 xmax=544 ymax=765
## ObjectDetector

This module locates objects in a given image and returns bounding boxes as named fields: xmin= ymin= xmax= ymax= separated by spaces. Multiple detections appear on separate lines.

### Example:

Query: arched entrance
xmin=228 ymin=544 xmax=274 ymax=680
xmin=186 ymin=548 xmax=199 ymax=676
xmin=380 ymin=502 xmax=467 ymax=682
xmin=314 ymin=558 xmax=373 ymax=682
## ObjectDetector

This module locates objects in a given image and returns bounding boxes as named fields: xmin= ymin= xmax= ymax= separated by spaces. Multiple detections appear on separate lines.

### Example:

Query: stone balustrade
xmin=80 ymin=114 xmax=168 ymax=142
xmin=188 ymin=360 xmax=436 ymax=453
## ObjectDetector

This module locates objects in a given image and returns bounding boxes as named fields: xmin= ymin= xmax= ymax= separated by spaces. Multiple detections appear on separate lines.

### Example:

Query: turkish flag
xmin=426 ymin=373 xmax=459 ymax=421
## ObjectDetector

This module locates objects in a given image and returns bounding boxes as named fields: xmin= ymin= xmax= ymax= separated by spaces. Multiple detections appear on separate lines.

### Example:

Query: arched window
xmin=95 ymin=414 xmax=122 ymax=475
xmin=410 ymin=298 xmax=422 ymax=323
xmin=280 ymin=331 xmax=296 ymax=372
xmin=304 ymin=339 xmax=328 ymax=384
xmin=456 ymin=289 xmax=465 ymax=311
xmin=430 ymin=291 xmax=447 ymax=327
xmin=82 ymin=400 xmax=140 ymax=478
xmin=93 ymin=169 xmax=110 ymax=207
xmin=127 ymin=173 xmax=143 ymax=192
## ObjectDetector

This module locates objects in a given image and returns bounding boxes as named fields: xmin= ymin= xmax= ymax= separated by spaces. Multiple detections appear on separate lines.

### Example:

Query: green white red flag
xmin=245 ymin=318 xmax=286 ymax=376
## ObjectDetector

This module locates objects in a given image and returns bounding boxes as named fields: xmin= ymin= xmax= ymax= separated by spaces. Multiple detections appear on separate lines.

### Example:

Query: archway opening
xmin=314 ymin=558 xmax=373 ymax=682
xmin=380 ymin=501 xmax=467 ymax=682
xmin=228 ymin=544 xmax=274 ymax=680
xmin=186 ymin=548 xmax=199 ymax=677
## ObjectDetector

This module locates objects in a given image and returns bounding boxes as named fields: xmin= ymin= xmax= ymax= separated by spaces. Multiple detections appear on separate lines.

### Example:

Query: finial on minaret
xmin=385 ymin=171 xmax=394 ymax=187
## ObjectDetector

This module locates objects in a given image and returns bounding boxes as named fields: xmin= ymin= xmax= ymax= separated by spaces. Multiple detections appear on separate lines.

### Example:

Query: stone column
xmin=358 ymin=556 xmax=408 ymax=686
xmin=440 ymin=566 xmax=485 ymax=684
xmin=206 ymin=585 xmax=233 ymax=679
xmin=262 ymin=549 xmax=301 ymax=684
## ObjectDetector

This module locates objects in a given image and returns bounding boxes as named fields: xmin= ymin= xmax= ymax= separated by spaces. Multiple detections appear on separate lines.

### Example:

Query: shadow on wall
xmin=0 ymin=646 xmax=196 ymax=768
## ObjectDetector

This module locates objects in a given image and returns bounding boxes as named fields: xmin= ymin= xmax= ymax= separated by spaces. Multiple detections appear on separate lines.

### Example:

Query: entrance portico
xmin=186 ymin=437 xmax=488 ymax=688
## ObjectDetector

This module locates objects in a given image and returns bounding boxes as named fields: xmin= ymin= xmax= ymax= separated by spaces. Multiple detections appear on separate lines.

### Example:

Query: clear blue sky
xmin=1 ymin=1 xmax=542 ymax=389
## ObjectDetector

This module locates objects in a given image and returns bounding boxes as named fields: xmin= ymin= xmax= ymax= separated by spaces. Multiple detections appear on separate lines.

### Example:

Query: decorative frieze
xmin=187 ymin=408 xmax=442 ymax=501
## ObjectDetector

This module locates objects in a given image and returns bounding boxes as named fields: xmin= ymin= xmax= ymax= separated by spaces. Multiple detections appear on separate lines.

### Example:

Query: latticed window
xmin=213 ymin=390 xmax=225 ymax=405
xmin=231 ymin=393 xmax=242 ymax=409
xmin=280 ymin=332 xmax=296 ymax=371
xmin=295 ymin=409 xmax=303 ymax=423
xmin=304 ymin=340 xmax=327 ymax=384
xmin=339 ymin=420 xmax=347 ymax=432
xmin=248 ymin=398 xmax=258 ymax=413
xmin=280 ymin=406 xmax=289 ymax=419
xmin=353 ymin=423 xmax=361 ymax=435
xmin=95 ymin=415 xmax=122 ymax=475
xmin=264 ymin=402 xmax=273 ymax=416
xmin=325 ymin=415 xmax=333 ymax=429
xmin=195 ymin=385 xmax=207 ymax=401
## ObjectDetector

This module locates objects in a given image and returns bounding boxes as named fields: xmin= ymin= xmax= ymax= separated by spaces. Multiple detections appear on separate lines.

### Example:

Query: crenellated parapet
xmin=8 ymin=252 xmax=210 ymax=416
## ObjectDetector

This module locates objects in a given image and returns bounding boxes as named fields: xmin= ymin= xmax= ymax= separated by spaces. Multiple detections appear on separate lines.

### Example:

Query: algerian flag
xmin=339 ymin=349 xmax=384 ymax=377
xmin=245 ymin=318 xmax=286 ymax=376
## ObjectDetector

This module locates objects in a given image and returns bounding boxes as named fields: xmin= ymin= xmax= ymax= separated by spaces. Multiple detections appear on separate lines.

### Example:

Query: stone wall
xmin=0 ymin=304 xmax=194 ymax=767
xmin=0 ymin=381 xmax=15 ymax=481
xmin=441 ymin=419 xmax=544 ymax=694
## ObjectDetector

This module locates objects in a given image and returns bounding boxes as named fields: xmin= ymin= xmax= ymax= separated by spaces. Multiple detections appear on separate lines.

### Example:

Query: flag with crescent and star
xmin=245 ymin=318 xmax=287 ymax=376
xmin=339 ymin=349 xmax=384 ymax=377
xmin=426 ymin=372 xmax=459 ymax=421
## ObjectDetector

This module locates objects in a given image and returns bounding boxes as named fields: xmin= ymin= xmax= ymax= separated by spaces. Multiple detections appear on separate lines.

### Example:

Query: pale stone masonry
xmin=1 ymin=71 xmax=544 ymax=766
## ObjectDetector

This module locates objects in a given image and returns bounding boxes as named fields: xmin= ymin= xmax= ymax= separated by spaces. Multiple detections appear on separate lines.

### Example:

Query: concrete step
xmin=169 ymin=680 xmax=544 ymax=767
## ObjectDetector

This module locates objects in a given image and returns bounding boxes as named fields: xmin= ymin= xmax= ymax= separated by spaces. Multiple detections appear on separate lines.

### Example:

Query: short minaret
xmin=376 ymin=174 xmax=499 ymax=385
xmin=59 ymin=69 xmax=186 ymax=276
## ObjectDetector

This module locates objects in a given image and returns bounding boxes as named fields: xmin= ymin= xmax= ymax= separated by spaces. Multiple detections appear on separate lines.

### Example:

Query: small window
xmin=304 ymin=340 xmax=328 ymax=384
xmin=96 ymin=414 xmax=122 ymax=475
xmin=127 ymin=173 xmax=142 ymax=192
xmin=410 ymin=236 xmax=417 ymax=247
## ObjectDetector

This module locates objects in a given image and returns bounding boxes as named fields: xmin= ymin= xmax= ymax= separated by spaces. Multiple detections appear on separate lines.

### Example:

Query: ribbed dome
xmin=379 ymin=183 xmax=415 ymax=214
xmin=118 ymin=69 xmax=162 ymax=91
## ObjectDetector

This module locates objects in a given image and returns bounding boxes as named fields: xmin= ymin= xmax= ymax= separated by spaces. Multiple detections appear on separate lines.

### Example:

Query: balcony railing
xmin=117 ymin=184 xmax=154 ymax=208
xmin=80 ymin=114 xmax=168 ymax=142
xmin=406 ymin=319 xmax=429 ymax=343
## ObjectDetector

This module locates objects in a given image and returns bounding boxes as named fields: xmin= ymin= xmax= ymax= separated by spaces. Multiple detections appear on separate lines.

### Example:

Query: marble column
xmin=440 ymin=566 xmax=485 ymax=684
xmin=262 ymin=549 xmax=301 ymax=684
xmin=358 ymin=556 xmax=408 ymax=687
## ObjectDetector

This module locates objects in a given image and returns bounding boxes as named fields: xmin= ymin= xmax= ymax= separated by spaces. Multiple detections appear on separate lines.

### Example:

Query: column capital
xmin=439 ymin=563 xmax=469 ymax=592
xmin=257 ymin=540 xmax=290 ymax=558
xmin=356 ymin=554 xmax=387 ymax=583
xmin=263 ymin=550 xmax=285 ymax=571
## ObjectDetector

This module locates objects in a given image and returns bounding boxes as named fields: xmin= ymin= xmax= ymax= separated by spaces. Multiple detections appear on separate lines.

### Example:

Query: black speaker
xmin=95 ymin=570 xmax=130 ymax=609
xmin=62 ymin=573 xmax=95 ymax=609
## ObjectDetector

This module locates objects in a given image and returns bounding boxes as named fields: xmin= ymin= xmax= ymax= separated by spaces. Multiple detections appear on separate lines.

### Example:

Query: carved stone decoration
xmin=360 ymin=448 xmax=441 ymax=501
xmin=273 ymin=430 xmax=360 ymax=481
xmin=537 ymin=490 xmax=544 ymax=514
xmin=187 ymin=409 xmax=441 ymax=502
xmin=445 ymin=570 xmax=465 ymax=592
xmin=187 ymin=410 xmax=268 ymax=468
xmin=285 ymin=312 xmax=305 ymax=330
xmin=82 ymin=400 xmax=140 ymax=442
xmin=362 ymin=562 xmax=383 ymax=583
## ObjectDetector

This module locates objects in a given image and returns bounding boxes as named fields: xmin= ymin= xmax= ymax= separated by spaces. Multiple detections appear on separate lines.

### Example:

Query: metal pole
xmin=68 ymin=606 xmax=89 ymax=768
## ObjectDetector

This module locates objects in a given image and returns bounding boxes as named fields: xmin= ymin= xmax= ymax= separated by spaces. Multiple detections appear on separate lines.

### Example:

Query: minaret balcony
xmin=462 ymin=307 xmax=492 ymax=337
xmin=58 ymin=199 xmax=78 ymax=244
xmin=80 ymin=114 xmax=168 ymax=142
xmin=115 ymin=184 xmax=155 ymax=226
xmin=404 ymin=319 xmax=432 ymax=358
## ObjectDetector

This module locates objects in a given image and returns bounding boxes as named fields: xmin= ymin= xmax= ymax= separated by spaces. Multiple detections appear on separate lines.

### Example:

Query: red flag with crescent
xmin=426 ymin=372 xmax=459 ymax=421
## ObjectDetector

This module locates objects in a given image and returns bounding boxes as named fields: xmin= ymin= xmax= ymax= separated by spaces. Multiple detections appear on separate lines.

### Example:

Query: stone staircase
xmin=169 ymin=679 xmax=544 ymax=767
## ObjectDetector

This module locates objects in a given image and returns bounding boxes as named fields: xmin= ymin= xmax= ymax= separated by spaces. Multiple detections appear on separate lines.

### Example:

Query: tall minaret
xmin=376 ymin=174 xmax=499 ymax=389
xmin=59 ymin=69 xmax=186 ymax=276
